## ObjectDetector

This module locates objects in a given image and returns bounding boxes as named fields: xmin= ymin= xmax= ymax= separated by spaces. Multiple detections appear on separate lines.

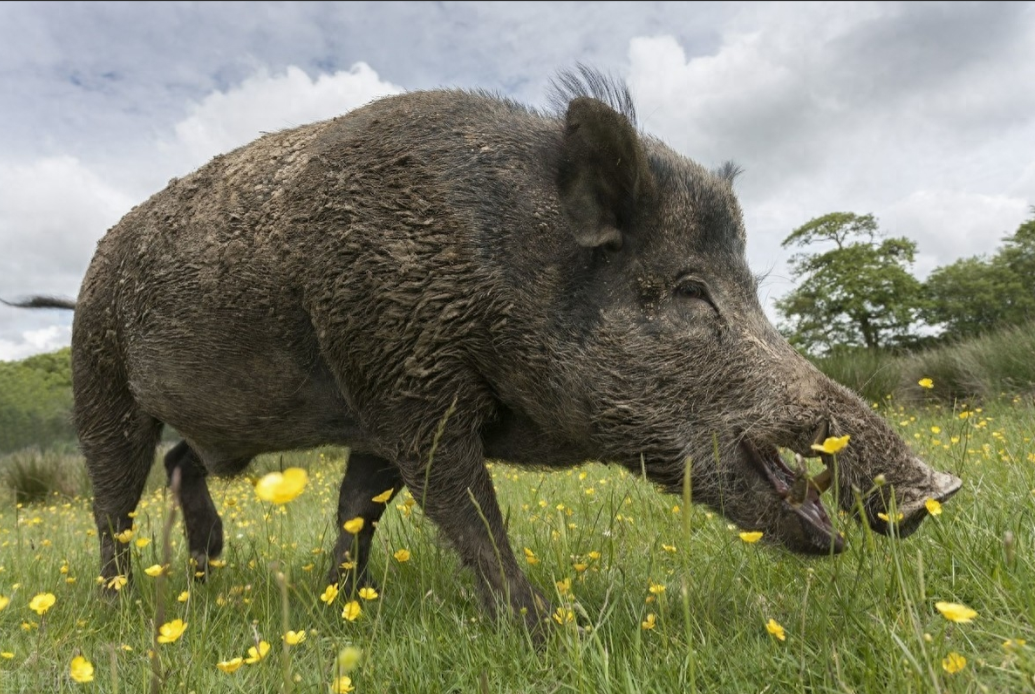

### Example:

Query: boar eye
xmin=674 ymin=280 xmax=708 ymax=302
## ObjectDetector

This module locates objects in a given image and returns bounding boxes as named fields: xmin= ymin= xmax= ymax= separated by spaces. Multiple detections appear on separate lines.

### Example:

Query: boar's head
xmin=528 ymin=73 xmax=961 ymax=554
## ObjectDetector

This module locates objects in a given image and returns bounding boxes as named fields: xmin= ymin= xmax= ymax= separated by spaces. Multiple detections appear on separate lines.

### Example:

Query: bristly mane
xmin=713 ymin=160 xmax=744 ymax=184
xmin=548 ymin=64 xmax=637 ymax=127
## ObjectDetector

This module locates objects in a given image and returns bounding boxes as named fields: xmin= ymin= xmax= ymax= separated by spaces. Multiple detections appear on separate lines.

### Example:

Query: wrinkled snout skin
xmin=43 ymin=69 xmax=960 ymax=632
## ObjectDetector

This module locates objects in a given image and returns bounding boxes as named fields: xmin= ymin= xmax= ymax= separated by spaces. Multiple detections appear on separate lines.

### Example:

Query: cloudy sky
xmin=1 ymin=1 xmax=1033 ymax=360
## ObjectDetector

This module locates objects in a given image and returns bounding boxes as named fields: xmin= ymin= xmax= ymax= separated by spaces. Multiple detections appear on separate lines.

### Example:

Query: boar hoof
xmin=190 ymin=552 xmax=214 ymax=582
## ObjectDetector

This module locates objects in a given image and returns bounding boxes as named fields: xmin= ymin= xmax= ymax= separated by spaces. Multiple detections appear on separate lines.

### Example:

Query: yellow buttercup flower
xmin=523 ymin=547 xmax=539 ymax=565
xmin=144 ymin=564 xmax=166 ymax=577
xmin=156 ymin=619 xmax=187 ymax=644
xmin=766 ymin=618 xmax=786 ymax=641
xmin=739 ymin=531 xmax=763 ymax=543
xmin=877 ymin=512 xmax=903 ymax=523
xmin=942 ymin=652 xmax=966 ymax=674
xmin=283 ymin=630 xmax=306 ymax=646
xmin=114 ymin=528 xmax=134 ymax=544
xmin=177 ymin=591 xmax=190 ymax=602
xmin=925 ymin=499 xmax=942 ymax=516
xmin=217 ymin=657 xmax=243 ymax=673
xmin=936 ymin=601 xmax=977 ymax=623
xmin=641 ymin=613 xmax=657 ymax=630
xmin=244 ymin=641 xmax=270 ymax=663
xmin=29 ymin=592 xmax=56 ymax=616
xmin=0 ymin=596 xmax=9 ymax=611
xmin=70 ymin=655 xmax=94 ymax=683
xmin=918 ymin=378 xmax=934 ymax=389
xmin=648 ymin=582 xmax=666 ymax=595
xmin=254 ymin=468 xmax=308 ymax=504
xmin=552 ymin=607 xmax=574 ymax=625
xmin=811 ymin=435 xmax=850 ymax=455
xmin=358 ymin=587 xmax=378 ymax=601
xmin=371 ymin=488 xmax=394 ymax=504
xmin=394 ymin=548 xmax=411 ymax=563
xmin=342 ymin=517 xmax=365 ymax=534
xmin=330 ymin=676 xmax=355 ymax=693
xmin=342 ymin=601 xmax=362 ymax=622
xmin=320 ymin=584 xmax=339 ymax=605
xmin=661 ymin=544 xmax=677 ymax=553
xmin=135 ymin=537 xmax=151 ymax=548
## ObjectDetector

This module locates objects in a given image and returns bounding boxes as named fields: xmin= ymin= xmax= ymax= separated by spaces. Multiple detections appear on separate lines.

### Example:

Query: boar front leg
xmin=398 ymin=435 xmax=551 ymax=635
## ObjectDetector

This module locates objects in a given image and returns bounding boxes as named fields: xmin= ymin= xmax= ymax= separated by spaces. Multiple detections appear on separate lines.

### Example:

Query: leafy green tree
xmin=923 ymin=209 xmax=1035 ymax=338
xmin=997 ymin=208 xmax=1035 ymax=310
xmin=924 ymin=256 xmax=1031 ymax=338
xmin=776 ymin=212 xmax=924 ymax=354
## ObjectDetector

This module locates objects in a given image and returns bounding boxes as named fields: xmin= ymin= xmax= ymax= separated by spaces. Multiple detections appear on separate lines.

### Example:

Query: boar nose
xmin=891 ymin=465 xmax=963 ymax=538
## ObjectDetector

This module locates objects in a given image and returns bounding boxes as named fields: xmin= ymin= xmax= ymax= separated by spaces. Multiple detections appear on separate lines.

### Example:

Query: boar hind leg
xmin=328 ymin=452 xmax=403 ymax=595
xmin=164 ymin=440 xmax=224 ymax=580
xmin=79 ymin=394 xmax=162 ymax=593
xmin=400 ymin=439 xmax=551 ymax=635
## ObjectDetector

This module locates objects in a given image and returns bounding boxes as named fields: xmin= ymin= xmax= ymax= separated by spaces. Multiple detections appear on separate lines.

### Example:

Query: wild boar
xmin=5 ymin=67 xmax=960 ymax=631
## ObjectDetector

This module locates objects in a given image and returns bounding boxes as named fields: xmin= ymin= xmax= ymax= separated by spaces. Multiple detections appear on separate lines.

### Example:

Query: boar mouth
xmin=740 ymin=437 xmax=845 ymax=554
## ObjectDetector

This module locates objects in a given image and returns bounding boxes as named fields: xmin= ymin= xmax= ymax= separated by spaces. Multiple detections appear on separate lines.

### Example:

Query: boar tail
xmin=1 ymin=296 xmax=77 ymax=310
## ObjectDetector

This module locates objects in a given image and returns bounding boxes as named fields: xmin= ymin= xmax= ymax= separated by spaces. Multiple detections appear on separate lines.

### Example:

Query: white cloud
xmin=0 ymin=156 xmax=134 ymax=295
xmin=1 ymin=62 xmax=403 ymax=359
xmin=884 ymin=191 xmax=1031 ymax=279
xmin=623 ymin=8 xmax=1035 ymax=319
xmin=0 ymin=325 xmax=71 ymax=362
xmin=163 ymin=62 xmax=403 ymax=177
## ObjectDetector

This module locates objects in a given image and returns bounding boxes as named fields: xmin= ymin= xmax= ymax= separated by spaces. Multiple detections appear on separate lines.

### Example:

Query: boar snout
xmin=861 ymin=460 xmax=962 ymax=538
xmin=819 ymin=383 xmax=963 ymax=539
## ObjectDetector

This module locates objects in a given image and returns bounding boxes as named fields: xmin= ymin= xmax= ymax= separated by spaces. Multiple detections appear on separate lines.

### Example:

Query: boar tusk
xmin=811 ymin=420 xmax=830 ymax=447
xmin=810 ymin=468 xmax=832 ymax=494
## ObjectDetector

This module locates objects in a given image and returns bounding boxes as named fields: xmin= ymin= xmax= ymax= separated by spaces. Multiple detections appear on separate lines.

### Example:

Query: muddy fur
xmin=14 ymin=68 xmax=960 ymax=631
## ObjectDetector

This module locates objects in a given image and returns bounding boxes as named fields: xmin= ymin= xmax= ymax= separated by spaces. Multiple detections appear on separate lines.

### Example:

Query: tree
xmin=996 ymin=208 xmax=1035 ymax=318
xmin=922 ymin=209 xmax=1035 ymax=339
xmin=776 ymin=212 xmax=924 ymax=354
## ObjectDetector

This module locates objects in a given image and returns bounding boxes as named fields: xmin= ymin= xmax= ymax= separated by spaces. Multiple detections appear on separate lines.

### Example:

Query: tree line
xmin=776 ymin=207 xmax=1035 ymax=355
xmin=0 ymin=347 xmax=75 ymax=453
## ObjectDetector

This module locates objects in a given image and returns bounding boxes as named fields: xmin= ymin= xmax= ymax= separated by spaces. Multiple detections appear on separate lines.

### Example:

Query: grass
xmin=0 ymin=400 xmax=1033 ymax=693
xmin=813 ymin=322 xmax=1035 ymax=405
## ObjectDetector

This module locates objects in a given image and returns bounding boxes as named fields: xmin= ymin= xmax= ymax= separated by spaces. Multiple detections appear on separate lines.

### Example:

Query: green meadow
xmin=0 ymin=394 xmax=1033 ymax=693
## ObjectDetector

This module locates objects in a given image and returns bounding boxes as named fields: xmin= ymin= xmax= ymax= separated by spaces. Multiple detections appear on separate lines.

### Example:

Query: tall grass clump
xmin=811 ymin=348 xmax=902 ymax=404
xmin=897 ymin=322 xmax=1035 ymax=403
xmin=811 ymin=322 xmax=1035 ymax=404
xmin=0 ymin=446 xmax=90 ymax=503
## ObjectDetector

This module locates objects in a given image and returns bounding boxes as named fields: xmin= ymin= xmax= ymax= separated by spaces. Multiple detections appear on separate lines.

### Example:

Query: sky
xmin=1 ymin=1 xmax=1033 ymax=360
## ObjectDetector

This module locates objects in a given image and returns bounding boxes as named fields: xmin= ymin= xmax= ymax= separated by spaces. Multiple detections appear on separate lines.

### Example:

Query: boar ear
xmin=557 ymin=97 xmax=651 ymax=250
